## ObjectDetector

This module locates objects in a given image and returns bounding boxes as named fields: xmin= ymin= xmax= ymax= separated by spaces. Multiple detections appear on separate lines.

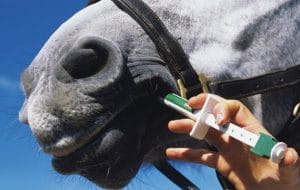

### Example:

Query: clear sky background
xmin=0 ymin=0 xmax=222 ymax=189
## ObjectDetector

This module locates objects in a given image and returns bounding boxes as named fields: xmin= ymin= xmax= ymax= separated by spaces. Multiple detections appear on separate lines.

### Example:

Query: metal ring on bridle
xmin=293 ymin=103 xmax=300 ymax=117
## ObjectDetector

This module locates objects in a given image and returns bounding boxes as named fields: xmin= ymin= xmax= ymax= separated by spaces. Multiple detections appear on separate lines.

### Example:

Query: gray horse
xmin=19 ymin=0 xmax=300 ymax=188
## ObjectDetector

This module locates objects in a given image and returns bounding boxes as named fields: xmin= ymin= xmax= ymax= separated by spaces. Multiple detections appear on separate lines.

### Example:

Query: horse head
xmin=19 ymin=0 xmax=300 ymax=188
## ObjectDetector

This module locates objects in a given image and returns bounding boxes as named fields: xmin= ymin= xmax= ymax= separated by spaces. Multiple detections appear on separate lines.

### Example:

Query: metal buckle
xmin=177 ymin=73 xmax=211 ymax=98
xmin=293 ymin=103 xmax=300 ymax=117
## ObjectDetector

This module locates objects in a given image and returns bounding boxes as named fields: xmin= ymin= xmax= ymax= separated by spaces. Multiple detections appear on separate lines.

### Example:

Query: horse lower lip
xmin=51 ymin=136 xmax=105 ymax=174
xmin=51 ymin=128 xmax=126 ymax=175
xmin=44 ymin=123 xmax=109 ymax=157
xmin=52 ymin=153 xmax=110 ymax=175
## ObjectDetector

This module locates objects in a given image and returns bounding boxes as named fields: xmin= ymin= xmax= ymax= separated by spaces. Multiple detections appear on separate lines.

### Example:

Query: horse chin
xmin=52 ymin=127 xmax=143 ymax=189
xmin=51 ymin=95 xmax=166 ymax=188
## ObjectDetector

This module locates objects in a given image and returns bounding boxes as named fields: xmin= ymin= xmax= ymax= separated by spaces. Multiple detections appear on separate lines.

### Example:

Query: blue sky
xmin=0 ymin=1 xmax=221 ymax=189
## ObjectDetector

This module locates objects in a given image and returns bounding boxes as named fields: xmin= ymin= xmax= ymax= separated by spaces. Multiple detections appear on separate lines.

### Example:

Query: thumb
xmin=279 ymin=148 xmax=300 ymax=177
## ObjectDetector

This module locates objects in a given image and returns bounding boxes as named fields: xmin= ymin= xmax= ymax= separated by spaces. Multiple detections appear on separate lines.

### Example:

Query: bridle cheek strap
xmin=111 ymin=0 xmax=205 ymax=98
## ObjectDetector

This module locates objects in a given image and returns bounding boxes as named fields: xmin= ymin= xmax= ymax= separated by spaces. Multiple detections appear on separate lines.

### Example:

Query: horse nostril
xmin=61 ymin=46 xmax=108 ymax=79
xmin=55 ymin=37 xmax=130 ymax=93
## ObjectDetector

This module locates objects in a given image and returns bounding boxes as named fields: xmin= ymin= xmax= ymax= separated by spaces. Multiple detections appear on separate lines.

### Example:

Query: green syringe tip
xmin=164 ymin=93 xmax=193 ymax=113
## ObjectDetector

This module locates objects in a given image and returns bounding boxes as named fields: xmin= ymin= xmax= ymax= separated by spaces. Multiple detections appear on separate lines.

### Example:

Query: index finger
xmin=188 ymin=93 xmax=208 ymax=109
xmin=168 ymin=119 xmax=194 ymax=134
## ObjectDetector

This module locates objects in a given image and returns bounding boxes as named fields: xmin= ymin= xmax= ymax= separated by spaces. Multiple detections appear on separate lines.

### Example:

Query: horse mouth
xmin=47 ymin=122 xmax=111 ymax=158
xmin=45 ymin=101 xmax=132 ymax=158
xmin=50 ymin=98 xmax=146 ymax=171
xmin=50 ymin=99 xmax=152 ymax=188
xmin=51 ymin=115 xmax=127 ymax=174
xmin=51 ymin=123 xmax=113 ymax=173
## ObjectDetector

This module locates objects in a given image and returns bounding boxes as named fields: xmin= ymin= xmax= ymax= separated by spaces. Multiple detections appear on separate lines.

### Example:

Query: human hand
xmin=166 ymin=93 xmax=300 ymax=190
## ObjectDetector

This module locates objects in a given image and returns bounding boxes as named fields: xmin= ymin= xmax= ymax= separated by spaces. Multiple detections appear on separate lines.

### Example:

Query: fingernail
xmin=188 ymin=97 xmax=196 ymax=104
xmin=168 ymin=120 xmax=175 ymax=126
xmin=166 ymin=148 xmax=177 ymax=156
xmin=184 ymin=103 xmax=192 ymax=110
xmin=216 ymin=113 xmax=224 ymax=125
xmin=214 ymin=103 xmax=225 ymax=125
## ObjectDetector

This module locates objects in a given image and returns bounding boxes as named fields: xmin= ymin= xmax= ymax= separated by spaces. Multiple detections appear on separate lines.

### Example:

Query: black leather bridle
xmin=89 ymin=0 xmax=300 ymax=189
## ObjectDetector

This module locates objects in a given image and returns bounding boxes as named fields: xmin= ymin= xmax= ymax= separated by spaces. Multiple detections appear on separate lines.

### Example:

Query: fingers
xmin=168 ymin=118 xmax=228 ymax=150
xmin=166 ymin=148 xmax=219 ymax=169
xmin=188 ymin=93 xmax=208 ymax=109
xmin=169 ymin=93 xmax=268 ymax=152
xmin=168 ymin=119 xmax=194 ymax=134
xmin=211 ymin=99 xmax=270 ymax=135
xmin=279 ymin=148 xmax=300 ymax=180
xmin=188 ymin=93 xmax=259 ymax=128
xmin=188 ymin=93 xmax=225 ymax=109
xmin=280 ymin=148 xmax=299 ymax=167
xmin=212 ymin=100 xmax=258 ymax=127
xmin=168 ymin=118 xmax=228 ymax=149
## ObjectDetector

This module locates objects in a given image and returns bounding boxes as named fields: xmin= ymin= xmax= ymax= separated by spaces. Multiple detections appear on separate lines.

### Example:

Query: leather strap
xmin=109 ymin=1 xmax=206 ymax=189
xmin=209 ymin=64 xmax=300 ymax=99
xmin=277 ymin=111 xmax=300 ymax=154
xmin=111 ymin=0 xmax=203 ymax=98
xmin=154 ymin=160 xmax=200 ymax=190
